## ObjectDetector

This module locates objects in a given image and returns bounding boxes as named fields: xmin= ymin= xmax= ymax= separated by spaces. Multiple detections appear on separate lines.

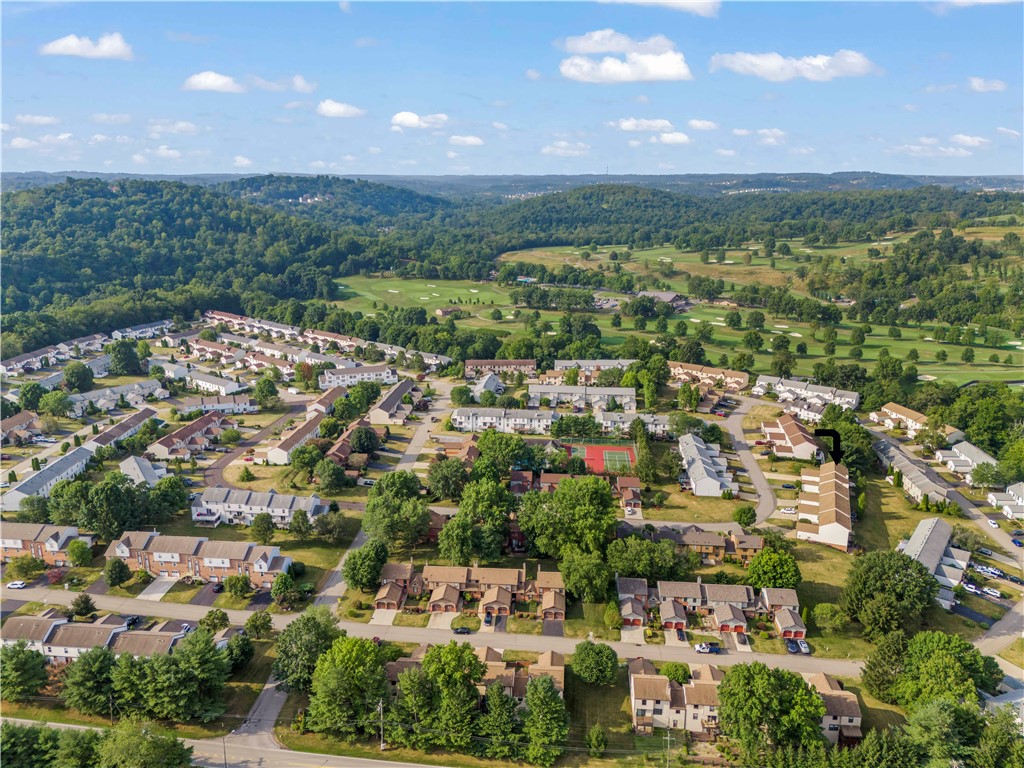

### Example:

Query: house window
xmin=829 ymin=725 xmax=839 ymax=731
xmin=653 ymin=708 xmax=662 ymax=715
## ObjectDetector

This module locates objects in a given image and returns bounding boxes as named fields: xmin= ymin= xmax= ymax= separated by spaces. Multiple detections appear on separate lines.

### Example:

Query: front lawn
xmin=48 ymin=564 xmax=104 ymax=592
xmin=393 ymin=611 xmax=430 ymax=628
xmin=839 ymin=677 xmax=907 ymax=732
xmin=564 ymin=601 xmax=619 ymax=641
xmin=999 ymin=637 xmax=1023 ymax=668
xmin=565 ymin=666 xmax=662 ymax=762
xmin=161 ymin=581 xmax=204 ymax=604
xmin=506 ymin=615 xmax=543 ymax=635
xmin=213 ymin=592 xmax=253 ymax=610
xmin=107 ymin=573 xmax=153 ymax=598
xmin=336 ymin=587 xmax=373 ymax=623
xmin=451 ymin=613 xmax=481 ymax=631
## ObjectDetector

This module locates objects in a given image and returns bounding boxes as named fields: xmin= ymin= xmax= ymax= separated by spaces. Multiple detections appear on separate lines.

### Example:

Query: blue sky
xmin=2 ymin=1 xmax=1021 ymax=175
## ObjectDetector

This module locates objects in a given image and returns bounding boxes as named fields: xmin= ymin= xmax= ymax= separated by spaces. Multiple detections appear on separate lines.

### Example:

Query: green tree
xmin=96 ymin=719 xmax=193 ymax=768
xmin=860 ymin=592 xmax=903 ymax=640
xmin=85 ymin=472 xmax=147 ymax=540
xmin=742 ymin=330 xmax=764 ymax=352
xmin=479 ymin=682 xmax=523 ymax=760
xmin=517 ymin=476 xmax=616 ymax=558
xmin=307 ymin=636 xmax=390 ymax=739
xmin=147 ymin=476 xmax=189 ymax=522
xmin=244 ymin=610 xmax=273 ymax=640
xmin=427 ymin=457 xmax=469 ymax=500
xmin=718 ymin=662 xmax=825 ymax=759
xmin=661 ymin=662 xmax=690 ymax=684
xmin=904 ymin=699 xmax=984 ymax=766
xmin=342 ymin=537 xmax=388 ymax=591
xmin=224 ymin=573 xmax=251 ymax=599
xmin=198 ymin=608 xmax=230 ymax=633
xmin=291 ymin=444 xmax=323 ymax=481
xmin=571 ymin=641 xmax=617 ymax=685
xmin=313 ymin=459 xmax=345 ymax=494
xmin=476 ymin=430 xmax=528 ymax=476
xmin=388 ymin=667 xmax=437 ymax=750
xmin=731 ymin=504 xmax=756 ymax=527
xmin=19 ymin=382 xmax=45 ymax=411
xmin=107 ymin=340 xmax=143 ymax=376
xmin=219 ymin=428 xmax=241 ymax=445
xmin=421 ymin=642 xmax=485 ymax=752
xmin=961 ymin=347 xmax=975 ymax=363
xmin=523 ymin=674 xmax=569 ymax=767
xmin=746 ymin=547 xmax=802 ymax=590
xmin=250 ymin=512 xmax=277 ymax=545
xmin=271 ymin=571 xmax=297 ymax=605
xmin=38 ymin=390 xmax=72 ymax=417
xmin=558 ymin=545 xmax=611 ymax=602
xmin=0 ymin=640 xmax=49 ymax=702
xmin=368 ymin=469 xmax=422 ymax=500
xmin=289 ymin=509 xmax=312 ymax=539
xmin=60 ymin=646 xmax=115 ymax=715
xmin=253 ymin=377 xmax=280 ymax=408
xmin=225 ymin=632 xmax=254 ymax=673
xmin=896 ymin=631 xmax=1002 ymax=706
xmin=840 ymin=550 xmax=937 ymax=629
xmin=811 ymin=603 xmax=847 ymax=635
xmin=350 ymin=426 xmax=380 ymax=454
xmin=238 ymin=466 xmax=255 ymax=482
xmin=862 ymin=631 xmax=907 ymax=704
xmin=62 ymin=361 xmax=94 ymax=393
xmin=438 ymin=512 xmax=475 ymax=565
xmin=103 ymin=557 xmax=132 ymax=589
xmin=450 ymin=385 xmax=473 ymax=406
xmin=16 ymin=496 xmax=49 ymax=524
xmin=5 ymin=554 xmax=45 ymax=582
xmin=272 ymin=606 xmax=343 ymax=692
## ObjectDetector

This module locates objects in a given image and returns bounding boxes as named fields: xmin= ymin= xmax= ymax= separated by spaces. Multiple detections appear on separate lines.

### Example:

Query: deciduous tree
xmin=307 ymin=636 xmax=389 ymax=739
xmin=272 ymin=606 xmax=343 ymax=693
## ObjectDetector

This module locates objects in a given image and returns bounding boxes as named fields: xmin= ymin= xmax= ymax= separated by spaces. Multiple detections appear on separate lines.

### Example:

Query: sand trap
xmin=918 ymin=375 xmax=937 ymax=381
xmin=716 ymin=317 xmax=725 ymax=321
xmin=387 ymin=289 xmax=399 ymax=294
xmin=1009 ymin=340 xmax=1024 ymax=346
xmin=790 ymin=332 xmax=802 ymax=337
xmin=427 ymin=284 xmax=436 ymax=287
xmin=431 ymin=293 xmax=440 ymax=297
xmin=723 ymin=260 xmax=735 ymax=264
xmin=419 ymin=297 xmax=429 ymax=300
xmin=469 ymin=289 xmax=479 ymax=293
xmin=546 ymin=331 xmax=556 ymax=336
xmin=711 ymin=322 xmax=726 ymax=327
xmin=923 ymin=337 xmax=934 ymax=341
xmin=774 ymin=325 xmax=789 ymax=329
xmin=770 ymin=330 xmax=782 ymax=334
xmin=801 ymin=248 xmax=813 ymax=252
xmin=689 ymin=318 xmax=702 ymax=323
xmin=658 ymin=257 xmax=672 ymax=262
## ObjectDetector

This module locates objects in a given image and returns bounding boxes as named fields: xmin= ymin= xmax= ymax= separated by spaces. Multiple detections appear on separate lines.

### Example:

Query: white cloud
xmin=757 ymin=128 xmax=786 ymax=145
xmin=147 ymin=119 xmax=198 ymax=139
xmin=316 ymin=99 xmax=366 ymax=118
xmin=790 ymin=146 xmax=816 ymax=155
xmin=731 ymin=128 xmax=751 ymax=136
xmin=367 ymin=146 xmax=382 ymax=154
xmin=16 ymin=114 xmax=59 ymax=125
xmin=291 ymin=75 xmax=317 ymax=93
xmin=283 ymin=101 xmax=308 ymax=110
xmin=182 ymin=71 xmax=245 ymax=93
xmin=634 ymin=94 xmax=650 ymax=104
xmin=446 ymin=150 xmax=459 ymax=159
xmin=342 ymin=154 xmax=356 ymax=161
xmin=154 ymin=144 xmax=182 ymax=159
xmin=39 ymin=32 xmax=133 ymax=60
xmin=709 ymin=49 xmax=877 ymax=82
xmin=338 ymin=1 xmax=352 ymax=12
xmin=526 ymin=69 xmax=542 ymax=80
xmin=233 ymin=155 xmax=253 ymax=168
xmin=687 ymin=118 xmax=718 ymax=131
xmin=115 ymin=135 xmax=130 ymax=143
xmin=450 ymin=135 xmax=484 ymax=146
xmin=492 ymin=121 xmax=508 ymax=131
xmin=309 ymin=160 xmax=327 ymax=169
xmin=628 ymin=139 xmax=643 ymax=147
xmin=890 ymin=143 xmax=972 ymax=158
xmin=559 ymin=29 xmax=692 ymax=83
xmin=924 ymin=83 xmax=957 ymax=93
xmin=91 ymin=112 xmax=131 ymax=124
xmin=40 ymin=132 xmax=73 ymax=145
xmin=997 ymin=126 xmax=1022 ymax=138
xmin=541 ymin=140 xmax=590 ymax=157
xmin=609 ymin=117 xmax=674 ymax=132
xmin=714 ymin=148 xmax=736 ymax=157
xmin=968 ymin=76 xmax=1006 ymax=92
xmin=598 ymin=0 xmax=720 ymax=18
xmin=919 ymin=136 xmax=940 ymax=145
xmin=932 ymin=0 xmax=1020 ymax=12
xmin=654 ymin=131 xmax=691 ymax=144
xmin=88 ymin=133 xmax=109 ymax=144
xmin=251 ymin=76 xmax=287 ymax=92
xmin=0 ymin=123 xmax=12 ymax=133
xmin=8 ymin=137 xmax=38 ymax=149
xmin=950 ymin=133 xmax=990 ymax=147
xmin=391 ymin=111 xmax=449 ymax=131
xmin=563 ymin=29 xmax=674 ymax=55
xmin=131 ymin=153 xmax=147 ymax=164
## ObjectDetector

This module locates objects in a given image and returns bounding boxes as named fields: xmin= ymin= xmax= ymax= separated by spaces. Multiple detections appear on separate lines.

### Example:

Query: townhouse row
xmin=678 ymin=433 xmax=738 ymax=497
xmin=752 ymin=376 xmax=860 ymax=411
xmin=527 ymin=384 xmax=637 ymax=413
xmin=795 ymin=462 xmax=854 ymax=553
xmin=450 ymin=407 xmax=670 ymax=437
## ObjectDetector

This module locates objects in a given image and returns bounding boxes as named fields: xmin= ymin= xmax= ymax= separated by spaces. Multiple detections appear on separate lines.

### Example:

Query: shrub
xmin=47 ymin=569 xmax=66 ymax=585
xmin=759 ymin=630 xmax=769 ymax=640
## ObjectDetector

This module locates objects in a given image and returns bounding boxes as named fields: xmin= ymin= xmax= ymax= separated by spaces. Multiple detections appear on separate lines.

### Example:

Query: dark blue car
xmin=1012 ymin=539 xmax=1023 ymax=548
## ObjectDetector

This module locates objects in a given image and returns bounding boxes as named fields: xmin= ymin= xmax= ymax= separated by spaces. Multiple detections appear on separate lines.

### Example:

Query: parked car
xmin=243 ymin=456 xmax=254 ymax=462
xmin=364 ymin=479 xmax=376 ymax=487
xmin=212 ymin=583 xmax=225 ymax=593
xmin=0 ymin=482 xmax=8 ymax=489
xmin=1012 ymin=539 xmax=1023 ymax=548
xmin=181 ymin=623 xmax=192 ymax=632
xmin=1011 ymin=529 xmax=1024 ymax=536
xmin=760 ymin=450 xmax=772 ymax=456
xmin=695 ymin=642 xmax=721 ymax=655
xmin=987 ymin=519 xmax=999 ymax=528
xmin=1007 ymin=575 xmax=1024 ymax=586
xmin=453 ymin=626 xmax=471 ymax=635
xmin=754 ymin=440 xmax=765 ymax=446
xmin=797 ymin=639 xmax=811 ymax=655
xmin=484 ymin=612 xmax=493 ymax=626
xmin=372 ymin=637 xmax=382 ymax=646
xmin=780 ymin=507 xmax=796 ymax=515
xmin=676 ymin=628 xmax=686 ymax=641
xmin=964 ymin=583 xmax=981 ymax=595
xmin=982 ymin=587 xmax=1003 ymax=599
xmin=7 ymin=581 xmax=26 ymax=589
xmin=125 ymin=615 xmax=141 ymax=628
xmin=781 ymin=483 xmax=797 ymax=490
xmin=736 ymin=633 xmax=747 ymax=645
xmin=785 ymin=639 xmax=800 ymax=654
xmin=978 ymin=548 xmax=993 ymax=556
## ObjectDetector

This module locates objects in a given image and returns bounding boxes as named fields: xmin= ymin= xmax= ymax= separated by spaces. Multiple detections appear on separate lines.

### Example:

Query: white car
xmin=988 ymin=519 xmax=999 ymax=529
xmin=982 ymin=587 xmax=1002 ymax=599
xmin=780 ymin=507 xmax=796 ymax=515
xmin=963 ymin=583 xmax=981 ymax=594
xmin=7 ymin=581 xmax=26 ymax=589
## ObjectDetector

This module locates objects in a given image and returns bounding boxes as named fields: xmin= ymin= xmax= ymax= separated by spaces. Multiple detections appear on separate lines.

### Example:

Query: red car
xmin=754 ymin=440 xmax=765 ymax=445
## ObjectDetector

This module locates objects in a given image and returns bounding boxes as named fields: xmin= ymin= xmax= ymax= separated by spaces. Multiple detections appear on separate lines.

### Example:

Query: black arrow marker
xmin=814 ymin=429 xmax=844 ymax=465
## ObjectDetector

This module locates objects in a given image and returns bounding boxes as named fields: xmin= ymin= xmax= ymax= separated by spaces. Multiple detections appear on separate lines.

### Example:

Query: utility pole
xmin=663 ymin=729 xmax=672 ymax=768
xmin=109 ymin=692 xmax=114 ymax=725
xmin=378 ymin=698 xmax=385 ymax=751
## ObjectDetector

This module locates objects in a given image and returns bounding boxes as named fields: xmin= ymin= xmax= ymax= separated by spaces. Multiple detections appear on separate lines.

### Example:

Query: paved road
xmin=204 ymin=402 xmax=307 ymax=489
xmin=721 ymin=395 xmax=777 ymax=523
xmin=394 ymin=379 xmax=454 ymax=475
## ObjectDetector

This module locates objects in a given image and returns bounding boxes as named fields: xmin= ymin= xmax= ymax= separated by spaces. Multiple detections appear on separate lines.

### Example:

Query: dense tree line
xmin=0 ymin=720 xmax=194 ymax=768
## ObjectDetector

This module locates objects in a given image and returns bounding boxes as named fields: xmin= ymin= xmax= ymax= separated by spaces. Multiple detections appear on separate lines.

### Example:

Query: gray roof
xmin=373 ymin=379 xmax=420 ymax=415
xmin=118 ymin=456 xmax=162 ymax=486
xmin=528 ymin=384 xmax=635 ymax=396
xmin=6 ymin=446 xmax=94 ymax=496
xmin=67 ymin=379 xmax=165 ymax=406
xmin=678 ymin=434 xmax=728 ymax=490
xmin=195 ymin=486 xmax=327 ymax=516
xmin=902 ymin=517 xmax=953 ymax=576
xmin=452 ymin=407 xmax=555 ymax=423
xmin=186 ymin=371 xmax=243 ymax=391
xmin=89 ymin=408 xmax=158 ymax=447
xmin=951 ymin=441 xmax=997 ymax=468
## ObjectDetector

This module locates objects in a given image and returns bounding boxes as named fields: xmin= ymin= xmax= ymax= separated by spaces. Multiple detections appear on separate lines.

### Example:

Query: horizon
xmin=3 ymin=1 xmax=1022 ymax=176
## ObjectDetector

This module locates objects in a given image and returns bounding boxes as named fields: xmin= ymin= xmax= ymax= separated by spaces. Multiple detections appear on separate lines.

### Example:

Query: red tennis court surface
xmin=566 ymin=444 xmax=637 ymax=474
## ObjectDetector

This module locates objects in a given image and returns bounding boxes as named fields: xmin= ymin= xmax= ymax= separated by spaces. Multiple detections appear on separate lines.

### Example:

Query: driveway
xmin=84 ymin=577 xmax=109 ymax=596
xmin=953 ymin=602 xmax=996 ymax=626
xmin=1 ymin=600 xmax=26 ymax=620
xmin=427 ymin=612 xmax=456 ymax=630
xmin=203 ymin=402 xmax=306 ymax=489
xmin=542 ymin=619 xmax=564 ymax=637
xmin=248 ymin=591 xmax=272 ymax=610
xmin=137 ymin=576 xmax=178 ymax=602
xmin=664 ymin=629 xmax=688 ymax=647
xmin=190 ymin=583 xmax=220 ymax=607
xmin=721 ymin=396 xmax=777 ymax=523
xmin=480 ymin=614 xmax=505 ymax=633
xmin=620 ymin=625 xmax=646 ymax=645
xmin=370 ymin=608 xmax=399 ymax=626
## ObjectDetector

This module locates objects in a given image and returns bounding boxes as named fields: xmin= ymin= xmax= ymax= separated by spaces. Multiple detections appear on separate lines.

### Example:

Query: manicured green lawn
xmin=839 ymin=678 xmax=907 ymax=732
xmin=161 ymin=581 xmax=204 ymax=604
xmin=565 ymin=667 xmax=663 ymax=761
xmin=451 ymin=613 xmax=481 ymax=631
xmin=999 ymin=637 xmax=1024 ymax=668
xmin=506 ymin=615 xmax=543 ymax=635
xmin=336 ymin=586 xmax=373 ymax=623
xmin=392 ymin=611 xmax=430 ymax=628
xmin=564 ymin=601 xmax=619 ymax=641
xmin=335 ymin=275 xmax=514 ymax=316
xmin=107 ymin=573 xmax=153 ymax=597
xmin=213 ymin=592 xmax=253 ymax=610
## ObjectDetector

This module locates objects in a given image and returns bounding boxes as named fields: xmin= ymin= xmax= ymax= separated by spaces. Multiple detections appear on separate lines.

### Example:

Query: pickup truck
xmin=694 ymin=642 xmax=721 ymax=655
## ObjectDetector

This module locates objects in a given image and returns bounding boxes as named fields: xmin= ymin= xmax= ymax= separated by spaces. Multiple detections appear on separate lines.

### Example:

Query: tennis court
xmin=565 ymin=443 xmax=636 ymax=474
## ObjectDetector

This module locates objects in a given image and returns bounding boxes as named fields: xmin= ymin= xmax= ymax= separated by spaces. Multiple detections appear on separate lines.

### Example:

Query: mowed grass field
xmin=335 ymin=275 xmax=514 ymax=316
